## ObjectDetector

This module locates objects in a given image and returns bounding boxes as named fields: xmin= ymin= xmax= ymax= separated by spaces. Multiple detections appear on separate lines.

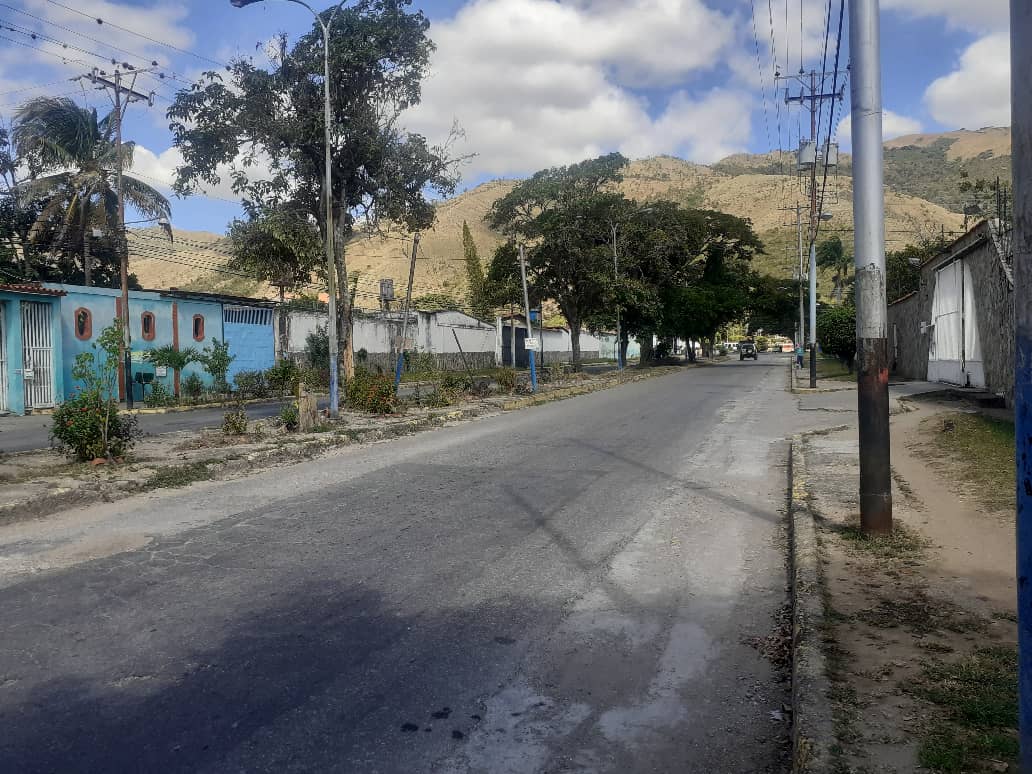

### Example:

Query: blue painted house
xmin=0 ymin=283 xmax=66 ymax=415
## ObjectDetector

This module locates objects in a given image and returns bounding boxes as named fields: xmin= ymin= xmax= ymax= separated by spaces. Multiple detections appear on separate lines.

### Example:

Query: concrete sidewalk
xmin=789 ymin=380 xmax=1018 ymax=772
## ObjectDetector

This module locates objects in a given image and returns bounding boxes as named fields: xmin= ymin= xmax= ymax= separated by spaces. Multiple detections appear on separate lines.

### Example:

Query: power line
xmin=42 ymin=0 xmax=228 ymax=69
xmin=813 ymin=0 xmax=846 ymax=248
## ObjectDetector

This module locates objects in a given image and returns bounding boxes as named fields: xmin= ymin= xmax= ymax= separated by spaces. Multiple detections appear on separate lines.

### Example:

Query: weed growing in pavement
xmin=143 ymin=460 xmax=220 ymax=490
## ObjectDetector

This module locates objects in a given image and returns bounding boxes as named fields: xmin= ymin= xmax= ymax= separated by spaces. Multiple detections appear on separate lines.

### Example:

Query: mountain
xmin=130 ymin=129 xmax=1001 ymax=304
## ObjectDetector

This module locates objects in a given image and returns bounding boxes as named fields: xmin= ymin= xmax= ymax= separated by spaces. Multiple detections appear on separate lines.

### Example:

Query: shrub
xmin=493 ymin=367 xmax=517 ymax=394
xmin=298 ymin=365 xmax=329 ymax=391
xmin=199 ymin=338 xmax=234 ymax=390
xmin=52 ymin=389 xmax=139 ymax=461
xmin=279 ymin=402 xmax=300 ymax=431
xmin=222 ymin=404 xmax=248 ymax=435
xmin=145 ymin=345 xmax=199 ymax=398
xmin=144 ymin=381 xmax=175 ymax=408
xmin=234 ymin=369 xmax=270 ymax=399
xmin=305 ymin=325 xmax=328 ymax=368
xmin=438 ymin=370 xmax=472 ymax=393
xmin=51 ymin=321 xmax=139 ymax=461
xmin=817 ymin=305 xmax=858 ymax=368
xmin=267 ymin=360 xmax=300 ymax=395
xmin=346 ymin=369 xmax=399 ymax=414
xmin=755 ymin=335 xmax=769 ymax=352
xmin=182 ymin=373 xmax=205 ymax=402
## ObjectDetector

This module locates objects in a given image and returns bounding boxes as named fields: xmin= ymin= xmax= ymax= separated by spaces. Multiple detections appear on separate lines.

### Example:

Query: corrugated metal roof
xmin=0 ymin=283 xmax=66 ymax=297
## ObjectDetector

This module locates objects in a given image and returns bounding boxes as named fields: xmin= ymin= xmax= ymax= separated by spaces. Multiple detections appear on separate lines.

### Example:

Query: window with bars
xmin=192 ymin=314 xmax=205 ymax=341
xmin=223 ymin=306 xmax=273 ymax=326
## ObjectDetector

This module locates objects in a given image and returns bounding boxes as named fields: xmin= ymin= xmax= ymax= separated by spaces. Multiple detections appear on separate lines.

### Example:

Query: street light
xmin=231 ymin=0 xmax=344 ymax=418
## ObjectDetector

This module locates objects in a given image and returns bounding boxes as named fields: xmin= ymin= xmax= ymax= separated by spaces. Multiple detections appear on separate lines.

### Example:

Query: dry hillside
xmin=129 ymin=129 xmax=990 ymax=305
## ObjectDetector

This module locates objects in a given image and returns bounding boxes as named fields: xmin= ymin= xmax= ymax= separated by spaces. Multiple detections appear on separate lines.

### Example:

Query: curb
xmin=789 ymin=435 xmax=836 ymax=773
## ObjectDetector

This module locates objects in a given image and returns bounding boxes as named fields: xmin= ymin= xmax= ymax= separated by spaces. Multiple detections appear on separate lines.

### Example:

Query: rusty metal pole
xmin=849 ymin=0 xmax=892 ymax=535
xmin=1010 ymin=0 xmax=1032 ymax=765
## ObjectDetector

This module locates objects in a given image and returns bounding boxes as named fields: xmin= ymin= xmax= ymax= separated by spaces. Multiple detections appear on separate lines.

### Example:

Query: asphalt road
xmin=0 ymin=356 xmax=799 ymax=773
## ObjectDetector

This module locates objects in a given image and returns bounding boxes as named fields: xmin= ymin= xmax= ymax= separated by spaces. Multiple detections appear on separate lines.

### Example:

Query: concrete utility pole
xmin=797 ymin=205 xmax=805 ymax=347
xmin=79 ymin=68 xmax=154 ymax=410
xmin=231 ymin=0 xmax=346 ymax=418
xmin=394 ymin=234 xmax=419 ymax=392
xmin=780 ymin=67 xmax=846 ymax=388
xmin=610 ymin=222 xmax=623 ymax=369
xmin=1010 ymin=0 xmax=1032 ymax=766
xmin=518 ymin=244 xmax=537 ymax=392
xmin=849 ymin=0 xmax=892 ymax=535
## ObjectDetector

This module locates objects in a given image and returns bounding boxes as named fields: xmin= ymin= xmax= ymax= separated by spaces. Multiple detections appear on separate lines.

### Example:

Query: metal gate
xmin=21 ymin=301 xmax=55 ymax=409
xmin=927 ymin=260 xmax=984 ymax=388
xmin=0 ymin=305 xmax=6 ymax=412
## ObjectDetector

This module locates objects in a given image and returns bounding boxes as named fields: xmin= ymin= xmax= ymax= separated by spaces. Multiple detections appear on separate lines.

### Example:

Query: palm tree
xmin=816 ymin=235 xmax=852 ymax=302
xmin=145 ymin=345 xmax=200 ymax=400
xmin=12 ymin=96 xmax=170 ymax=286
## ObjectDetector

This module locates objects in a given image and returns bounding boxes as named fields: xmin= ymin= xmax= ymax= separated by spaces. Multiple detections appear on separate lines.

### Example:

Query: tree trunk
xmin=619 ymin=331 xmax=629 ymax=366
xmin=639 ymin=335 xmax=654 ymax=365
xmin=569 ymin=318 xmax=582 ymax=369
xmin=81 ymin=201 xmax=91 ymax=287
xmin=333 ymin=216 xmax=355 ymax=384
xmin=686 ymin=337 xmax=697 ymax=363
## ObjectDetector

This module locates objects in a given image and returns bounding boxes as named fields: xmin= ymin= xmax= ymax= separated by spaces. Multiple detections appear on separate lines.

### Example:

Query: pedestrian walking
xmin=795 ymin=344 xmax=805 ymax=369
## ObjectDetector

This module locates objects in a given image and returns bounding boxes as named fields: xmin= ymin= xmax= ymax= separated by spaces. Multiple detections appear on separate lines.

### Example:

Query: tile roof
xmin=0 ymin=283 xmax=66 ymax=297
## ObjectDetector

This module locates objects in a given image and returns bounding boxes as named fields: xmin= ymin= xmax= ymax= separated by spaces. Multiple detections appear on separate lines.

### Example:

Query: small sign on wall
xmin=154 ymin=366 xmax=168 ymax=377
xmin=524 ymin=337 xmax=540 ymax=351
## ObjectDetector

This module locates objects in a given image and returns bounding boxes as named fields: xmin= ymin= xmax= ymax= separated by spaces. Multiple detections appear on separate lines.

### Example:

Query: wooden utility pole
xmin=78 ymin=68 xmax=154 ymax=409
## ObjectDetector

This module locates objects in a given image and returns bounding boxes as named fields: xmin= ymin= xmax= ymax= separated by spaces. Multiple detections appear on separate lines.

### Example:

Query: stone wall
xmin=886 ymin=221 xmax=1014 ymax=402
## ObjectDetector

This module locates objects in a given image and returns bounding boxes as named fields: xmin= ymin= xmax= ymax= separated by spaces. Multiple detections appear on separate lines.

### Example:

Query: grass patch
xmin=816 ymin=357 xmax=856 ymax=382
xmin=854 ymin=588 xmax=986 ymax=636
xmin=911 ymin=646 xmax=1018 ymax=772
xmin=922 ymin=412 xmax=1015 ymax=512
xmin=143 ymin=460 xmax=221 ymax=490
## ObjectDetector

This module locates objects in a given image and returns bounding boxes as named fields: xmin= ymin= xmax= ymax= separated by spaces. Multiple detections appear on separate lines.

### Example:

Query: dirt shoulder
xmin=0 ymin=366 xmax=682 ymax=526
xmin=798 ymin=400 xmax=1017 ymax=773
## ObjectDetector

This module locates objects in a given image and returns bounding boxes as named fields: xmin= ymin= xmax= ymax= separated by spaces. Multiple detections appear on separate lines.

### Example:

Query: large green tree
xmin=168 ymin=0 xmax=460 ymax=382
xmin=13 ymin=96 xmax=170 ymax=287
xmin=227 ymin=204 xmax=322 ymax=293
xmin=461 ymin=221 xmax=493 ymax=320
xmin=487 ymin=153 xmax=627 ymax=367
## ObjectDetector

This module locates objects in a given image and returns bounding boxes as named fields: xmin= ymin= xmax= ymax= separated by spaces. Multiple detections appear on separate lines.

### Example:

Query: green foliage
xmin=487 ymin=154 xmax=628 ymax=367
xmin=755 ymin=335 xmax=769 ymax=352
xmin=305 ymin=325 xmax=329 ymax=369
xmin=233 ymin=370 xmax=270 ymax=399
xmin=816 ymin=236 xmax=852 ymax=302
xmin=199 ymin=338 xmax=234 ymax=390
xmin=462 ymin=221 xmax=494 ymax=320
xmin=227 ymin=204 xmax=321 ymax=289
xmin=144 ymin=381 xmax=175 ymax=408
xmin=181 ymin=372 xmax=205 ymax=402
xmin=51 ymin=321 xmax=138 ymax=461
xmin=222 ymin=403 xmax=248 ymax=435
xmin=279 ymin=402 xmax=300 ymax=432
xmin=884 ymin=237 xmax=949 ymax=303
xmin=816 ymin=304 xmax=857 ymax=364
xmin=52 ymin=390 xmax=139 ymax=461
xmin=298 ymin=365 xmax=329 ymax=391
xmin=145 ymin=345 xmax=199 ymax=397
xmin=10 ymin=97 xmax=169 ymax=286
xmin=412 ymin=292 xmax=461 ymax=311
xmin=266 ymin=359 xmax=301 ymax=396
xmin=346 ymin=369 xmax=400 ymax=414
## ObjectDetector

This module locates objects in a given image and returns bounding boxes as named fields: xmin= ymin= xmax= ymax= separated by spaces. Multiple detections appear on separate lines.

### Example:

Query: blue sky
xmin=0 ymin=0 xmax=1011 ymax=234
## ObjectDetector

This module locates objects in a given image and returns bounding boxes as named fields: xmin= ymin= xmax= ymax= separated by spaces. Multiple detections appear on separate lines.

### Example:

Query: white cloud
xmin=924 ymin=33 xmax=1010 ymax=128
xmin=836 ymin=110 xmax=924 ymax=148
xmin=131 ymin=145 xmax=269 ymax=205
xmin=622 ymin=89 xmax=754 ymax=163
xmin=405 ymin=0 xmax=745 ymax=177
xmin=881 ymin=0 xmax=1008 ymax=33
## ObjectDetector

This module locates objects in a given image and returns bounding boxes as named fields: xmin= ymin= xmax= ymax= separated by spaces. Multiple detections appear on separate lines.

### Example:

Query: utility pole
xmin=394 ymin=234 xmax=419 ymax=392
xmin=779 ymin=67 xmax=846 ymax=388
xmin=610 ymin=222 xmax=623 ymax=369
xmin=849 ymin=0 xmax=892 ymax=536
xmin=1009 ymin=0 xmax=1032 ymax=766
xmin=79 ymin=68 xmax=154 ymax=410
xmin=780 ymin=203 xmax=806 ymax=346
xmin=518 ymin=244 xmax=537 ymax=392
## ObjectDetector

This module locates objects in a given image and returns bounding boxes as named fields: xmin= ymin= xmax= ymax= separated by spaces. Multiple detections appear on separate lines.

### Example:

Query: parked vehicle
xmin=739 ymin=342 xmax=758 ymax=360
